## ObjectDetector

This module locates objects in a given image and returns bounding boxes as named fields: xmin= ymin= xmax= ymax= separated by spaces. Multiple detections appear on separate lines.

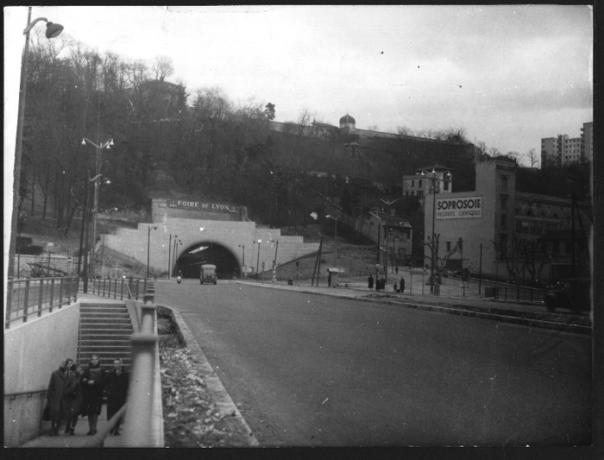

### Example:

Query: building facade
xmin=423 ymin=156 xmax=589 ymax=282
xmin=581 ymin=121 xmax=593 ymax=163
xmin=540 ymin=121 xmax=593 ymax=167
xmin=402 ymin=165 xmax=454 ymax=198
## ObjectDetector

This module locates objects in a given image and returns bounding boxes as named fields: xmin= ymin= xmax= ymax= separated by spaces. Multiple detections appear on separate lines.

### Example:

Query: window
xmin=446 ymin=241 xmax=451 ymax=252
xmin=419 ymin=179 xmax=423 ymax=188
xmin=500 ymin=175 xmax=509 ymax=191
xmin=552 ymin=240 xmax=559 ymax=254
xmin=500 ymin=214 xmax=507 ymax=228
xmin=500 ymin=194 xmax=508 ymax=210
xmin=411 ymin=179 xmax=415 ymax=187
xmin=499 ymin=234 xmax=508 ymax=259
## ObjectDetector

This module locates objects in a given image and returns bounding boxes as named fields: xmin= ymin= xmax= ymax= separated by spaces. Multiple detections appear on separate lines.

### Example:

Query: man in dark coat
xmin=82 ymin=355 xmax=104 ymax=435
xmin=46 ymin=358 xmax=73 ymax=435
xmin=63 ymin=364 xmax=84 ymax=435
xmin=105 ymin=358 xmax=129 ymax=435
xmin=368 ymin=274 xmax=374 ymax=290
xmin=399 ymin=276 xmax=405 ymax=294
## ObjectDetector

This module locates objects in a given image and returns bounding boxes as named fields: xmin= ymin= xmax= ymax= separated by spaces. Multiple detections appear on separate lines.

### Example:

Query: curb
xmin=157 ymin=304 xmax=259 ymax=447
xmin=235 ymin=281 xmax=591 ymax=335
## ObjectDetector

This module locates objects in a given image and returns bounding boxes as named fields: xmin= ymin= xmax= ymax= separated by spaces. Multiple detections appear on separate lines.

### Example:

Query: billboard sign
xmin=436 ymin=196 xmax=482 ymax=219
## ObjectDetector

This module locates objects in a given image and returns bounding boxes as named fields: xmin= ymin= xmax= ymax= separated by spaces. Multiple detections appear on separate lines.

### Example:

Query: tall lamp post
xmin=81 ymin=137 xmax=114 ymax=279
xmin=146 ymin=224 xmax=158 ymax=279
xmin=172 ymin=237 xmax=182 ymax=275
xmin=238 ymin=244 xmax=245 ymax=277
xmin=254 ymin=239 xmax=262 ymax=274
xmin=421 ymin=168 xmax=450 ymax=294
xmin=8 ymin=8 xmax=63 ymax=278
xmin=325 ymin=214 xmax=339 ymax=266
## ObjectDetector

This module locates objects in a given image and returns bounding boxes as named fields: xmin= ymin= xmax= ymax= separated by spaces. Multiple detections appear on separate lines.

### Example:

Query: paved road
xmin=155 ymin=280 xmax=591 ymax=447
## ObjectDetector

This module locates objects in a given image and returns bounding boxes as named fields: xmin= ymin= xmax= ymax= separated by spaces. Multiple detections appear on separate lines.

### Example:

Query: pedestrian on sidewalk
xmin=399 ymin=277 xmax=405 ymax=294
xmin=46 ymin=358 xmax=73 ymax=436
xmin=81 ymin=355 xmax=104 ymax=435
xmin=105 ymin=358 xmax=129 ymax=436
xmin=393 ymin=282 xmax=398 ymax=293
xmin=63 ymin=363 xmax=83 ymax=435
xmin=368 ymin=274 xmax=374 ymax=290
xmin=395 ymin=266 xmax=399 ymax=275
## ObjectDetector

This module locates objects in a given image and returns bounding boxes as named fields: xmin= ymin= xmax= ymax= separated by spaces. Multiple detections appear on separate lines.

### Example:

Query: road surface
xmin=155 ymin=280 xmax=591 ymax=447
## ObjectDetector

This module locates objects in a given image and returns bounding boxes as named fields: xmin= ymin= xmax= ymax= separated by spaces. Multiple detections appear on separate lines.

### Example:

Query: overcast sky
xmin=5 ymin=5 xmax=593 ymax=162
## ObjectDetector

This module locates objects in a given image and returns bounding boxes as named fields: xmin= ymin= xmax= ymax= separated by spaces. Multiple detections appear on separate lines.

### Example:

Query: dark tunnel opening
xmin=173 ymin=242 xmax=241 ymax=279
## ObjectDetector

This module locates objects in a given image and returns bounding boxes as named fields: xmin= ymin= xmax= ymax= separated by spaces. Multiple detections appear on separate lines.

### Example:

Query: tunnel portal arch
xmin=174 ymin=241 xmax=241 ymax=279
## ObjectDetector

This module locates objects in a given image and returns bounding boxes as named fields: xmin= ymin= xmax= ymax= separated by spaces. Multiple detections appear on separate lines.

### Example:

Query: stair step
xmin=80 ymin=304 xmax=127 ymax=310
xmin=80 ymin=319 xmax=132 ymax=325
xmin=80 ymin=330 xmax=133 ymax=335
xmin=80 ymin=311 xmax=130 ymax=316
xmin=80 ymin=322 xmax=132 ymax=328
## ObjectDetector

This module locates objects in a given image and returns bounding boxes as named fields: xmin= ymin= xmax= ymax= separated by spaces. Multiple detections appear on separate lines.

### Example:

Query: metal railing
xmin=5 ymin=277 xmax=79 ymax=329
xmin=82 ymin=280 xmax=163 ymax=447
xmin=87 ymin=276 xmax=149 ymax=301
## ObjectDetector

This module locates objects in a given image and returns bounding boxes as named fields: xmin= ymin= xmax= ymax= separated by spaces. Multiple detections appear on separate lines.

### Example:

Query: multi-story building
xmin=541 ymin=121 xmax=593 ymax=167
xmin=402 ymin=165 xmax=454 ymax=198
xmin=581 ymin=121 xmax=593 ymax=163
xmin=422 ymin=156 xmax=589 ymax=282
xmin=541 ymin=137 xmax=559 ymax=168
xmin=563 ymin=137 xmax=582 ymax=165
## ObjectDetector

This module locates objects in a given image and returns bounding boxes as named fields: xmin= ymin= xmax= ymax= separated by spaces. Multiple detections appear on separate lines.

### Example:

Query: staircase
xmin=77 ymin=303 xmax=134 ymax=370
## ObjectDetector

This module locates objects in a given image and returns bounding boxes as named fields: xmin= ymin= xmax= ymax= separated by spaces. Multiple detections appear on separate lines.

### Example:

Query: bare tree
xmin=152 ymin=55 xmax=174 ymax=81
xmin=527 ymin=148 xmax=539 ymax=168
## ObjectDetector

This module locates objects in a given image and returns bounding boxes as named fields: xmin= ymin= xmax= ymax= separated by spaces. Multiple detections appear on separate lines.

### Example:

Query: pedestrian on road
xmin=46 ymin=358 xmax=73 ymax=436
xmin=105 ymin=358 xmax=129 ymax=435
xmin=62 ymin=363 xmax=83 ymax=435
xmin=81 ymin=355 xmax=104 ymax=435
xmin=328 ymin=270 xmax=332 ymax=287
xmin=399 ymin=277 xmax=405 ymax=294
xmin=368 ymin=274 xmax=374 ymax=290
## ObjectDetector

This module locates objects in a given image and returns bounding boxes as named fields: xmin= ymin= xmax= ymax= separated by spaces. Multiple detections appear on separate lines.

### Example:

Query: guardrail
xmin=87 ymin=277 xmax=149 ymax=301
xmin=5 ymin=277 xmax=79 ymax=329
xmin=82 ymin=279 xmax=163 ymax=447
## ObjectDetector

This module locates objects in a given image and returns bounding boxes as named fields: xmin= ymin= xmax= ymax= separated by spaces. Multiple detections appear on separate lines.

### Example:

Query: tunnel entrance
xmin=174 ymin=242 xmax=240 ymax=279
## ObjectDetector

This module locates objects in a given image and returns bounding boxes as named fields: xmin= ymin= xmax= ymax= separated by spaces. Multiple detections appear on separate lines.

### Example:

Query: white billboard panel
xmin=436 ymin=196 xmax=482 ymax=219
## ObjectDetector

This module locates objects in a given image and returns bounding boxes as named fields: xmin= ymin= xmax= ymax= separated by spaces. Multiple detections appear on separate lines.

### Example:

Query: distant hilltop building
xmin=541 ymin=121 xmax=592 ymax=167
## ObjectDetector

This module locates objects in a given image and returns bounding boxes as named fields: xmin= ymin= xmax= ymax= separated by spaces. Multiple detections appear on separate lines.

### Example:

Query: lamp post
xmin=172 ymin=237 xmax=182 ymax=275
xmin=8 ymin=7 xmax=63 ymax=278
xmin=81 ymin=137 xmax=114 ymax=279
xmin=325 ymin=214 xmax=339 ymax=266
xmin=238 ymin=244 xmax=245 ymax=277
xmin=146 ymin=224 xmax=157 ymax=279
xmin=254 ymin=239 xmax=262 ymax=274
xmin=421 ymin=168 xmax=450 ymax=294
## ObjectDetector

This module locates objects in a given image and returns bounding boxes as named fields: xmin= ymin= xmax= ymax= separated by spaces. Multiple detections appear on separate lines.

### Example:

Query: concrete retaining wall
xmin=103 ymin=218 xmax=319 ymax=276
xmin=3 ymin=303 xmax=80 ymax=446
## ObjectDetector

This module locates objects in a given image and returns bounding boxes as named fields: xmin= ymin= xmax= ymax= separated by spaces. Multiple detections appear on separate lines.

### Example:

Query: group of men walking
xmin=45 ymin=355 xmax=129 ymax=437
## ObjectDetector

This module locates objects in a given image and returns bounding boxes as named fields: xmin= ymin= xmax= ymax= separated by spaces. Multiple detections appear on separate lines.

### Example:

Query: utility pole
xmin=478 ymin=242 xmax=483 ymax=295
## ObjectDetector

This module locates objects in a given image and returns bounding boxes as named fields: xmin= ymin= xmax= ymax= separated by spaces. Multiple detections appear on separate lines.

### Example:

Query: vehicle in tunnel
xmin=200 ymin=264 xmax=217 ymax=284
xmin=174 ymin=242 xmax=241 ymax=279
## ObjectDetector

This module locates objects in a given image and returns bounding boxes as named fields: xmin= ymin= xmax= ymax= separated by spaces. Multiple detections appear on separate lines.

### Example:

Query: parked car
xmin=544 ymin=278 xmax=590 ymax=313
xmin=200 ymin=264 xmax=217 ymax=285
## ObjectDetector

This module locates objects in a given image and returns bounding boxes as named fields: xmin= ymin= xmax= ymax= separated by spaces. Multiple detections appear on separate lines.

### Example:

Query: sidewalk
xmin=235 ymin=279 xmax=591 ymax=334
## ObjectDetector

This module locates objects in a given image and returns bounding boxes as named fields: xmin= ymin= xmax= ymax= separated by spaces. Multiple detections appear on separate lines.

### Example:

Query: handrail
xmin=80 ymin=280 xmax=163 ymax=447
xmin=4 ymin=389 xmax=46 ymax=400
xmin=5 ymin=276 xmax=79 ymax=329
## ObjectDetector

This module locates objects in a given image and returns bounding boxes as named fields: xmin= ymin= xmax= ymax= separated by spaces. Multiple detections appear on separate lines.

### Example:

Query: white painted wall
xmin=4 ymin=303 xmax=80 ymax=446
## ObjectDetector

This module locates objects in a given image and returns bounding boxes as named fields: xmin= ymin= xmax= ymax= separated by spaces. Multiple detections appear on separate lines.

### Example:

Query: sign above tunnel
xmin=153 ymin=198 xmax=248 ymax=222
xmin=166 ymin=199 xmax=240 ymax=214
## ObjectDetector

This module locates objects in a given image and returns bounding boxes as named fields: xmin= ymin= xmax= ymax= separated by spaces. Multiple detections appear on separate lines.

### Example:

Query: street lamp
xmin=81 ymin=137 xmax=114 ymax=279
xmin=254 ymin=239 xmax=262 ymax=274
xmin=146 ymin=224 xmax=158 ymax=279
xmin=325 ymin=214 xmax=339 ymax=266
xmin=238 ymin=244 xmax=245 ymax=277
xmin=421 ymin=168 xmax=451 ymax=294
xmin=8 ymin=7 xmax=63 ymax=278
xmin=172 ymin=237 xmax=182 ymax=275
